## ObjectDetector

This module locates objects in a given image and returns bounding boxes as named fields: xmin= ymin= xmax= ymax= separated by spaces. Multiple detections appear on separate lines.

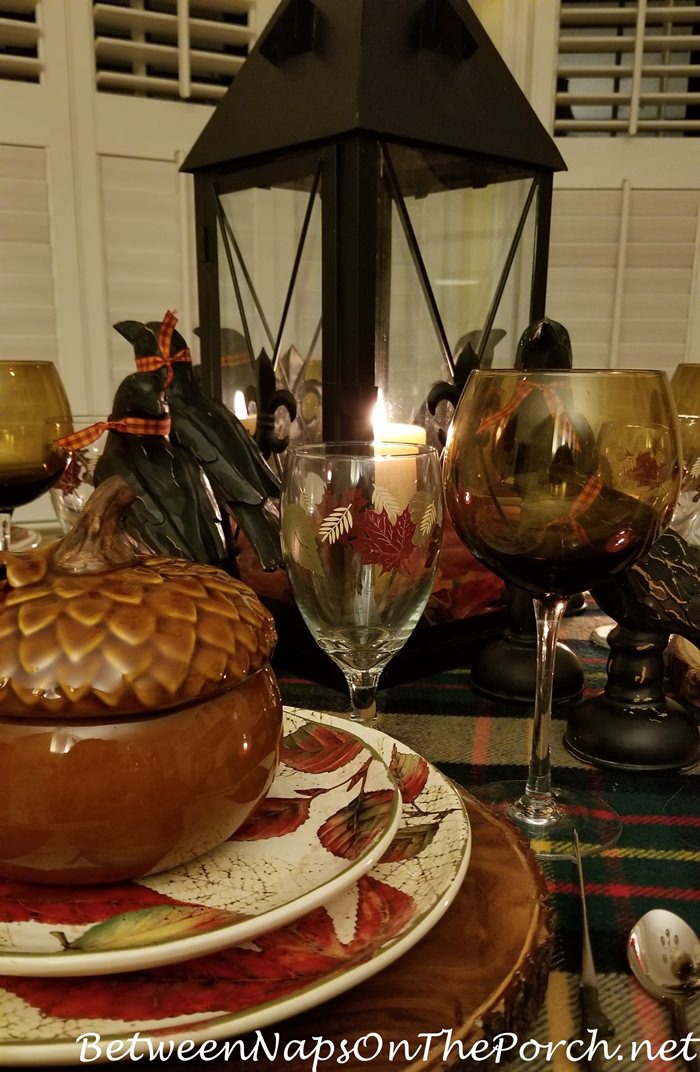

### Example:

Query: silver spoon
xmin=627 ymin=909 xmax=700 ymax=1072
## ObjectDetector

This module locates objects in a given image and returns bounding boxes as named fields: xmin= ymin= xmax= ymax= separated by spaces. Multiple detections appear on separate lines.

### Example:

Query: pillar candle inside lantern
xmin=233 ymin=391 xmax=257 ymax=436
xmin=372 ymin=389 xmax=427 ymax=447
xmin=372 ymin=390 xmax=426 ymax=509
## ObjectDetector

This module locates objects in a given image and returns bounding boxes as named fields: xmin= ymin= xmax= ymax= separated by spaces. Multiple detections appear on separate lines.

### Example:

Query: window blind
xmin=556 ymin=1 xmax=700 ymax=135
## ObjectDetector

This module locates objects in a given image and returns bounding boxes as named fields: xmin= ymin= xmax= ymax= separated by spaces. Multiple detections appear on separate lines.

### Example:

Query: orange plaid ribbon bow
xmin=478 ymin=379 xmax=603 ymax=543
xmin=55 ymin=415 xmax=172 ymax=451
xmin=135 ymin=309 xmax=191 ymax=388
xmin=548 ymin=473 xmax=603 ymax=547
xmin=478 ymin=380 xmax=581 ymax=452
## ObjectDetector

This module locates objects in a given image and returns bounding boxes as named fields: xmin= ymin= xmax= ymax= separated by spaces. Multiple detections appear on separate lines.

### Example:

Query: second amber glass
xmin=443 ymin=369 xmax=681 ymax=857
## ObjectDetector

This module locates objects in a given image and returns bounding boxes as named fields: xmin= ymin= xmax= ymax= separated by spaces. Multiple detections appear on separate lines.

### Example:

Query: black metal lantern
xmin=182 ymin=0 xmax=567 ymax=687
xmin=183 ymin=0 xmax=565 ymax=443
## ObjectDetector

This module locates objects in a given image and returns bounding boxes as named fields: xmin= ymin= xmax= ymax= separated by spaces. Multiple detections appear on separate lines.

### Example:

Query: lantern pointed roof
xmin=182 ymin=0 xmax=565 ymax=175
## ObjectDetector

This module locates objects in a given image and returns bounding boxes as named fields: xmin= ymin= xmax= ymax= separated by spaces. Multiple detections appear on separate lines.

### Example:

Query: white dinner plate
xmin=0 ymin=709 xmax=471 ymax=1066
xmin=0 ymin=710 xmax=401 ymax=977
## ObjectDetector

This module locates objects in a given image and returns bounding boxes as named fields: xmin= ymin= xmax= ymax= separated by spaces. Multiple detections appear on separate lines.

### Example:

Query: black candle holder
xmin=563 ymin=624 xmax=700 ymax=772
xmin=469 ymin=584 xmax=584 ymax=704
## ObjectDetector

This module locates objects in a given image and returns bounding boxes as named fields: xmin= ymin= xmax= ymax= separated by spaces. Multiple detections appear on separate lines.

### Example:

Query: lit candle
xmin=372 ymin=389 xmax=427 ymax=447
xmin=233 ymin=390 xmax=257 ymax=436
xmin=372 ymin=390 xmax=426 ymax=509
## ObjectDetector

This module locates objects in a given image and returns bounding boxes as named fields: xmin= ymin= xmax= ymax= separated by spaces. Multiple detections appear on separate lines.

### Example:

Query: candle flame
xmin=372 ymin=389 xmax=387 ymax=442
xmin=233 ymin=390 xmax=248 ymax=420
xmin=372 ymin=389 xmax=426 ymax=446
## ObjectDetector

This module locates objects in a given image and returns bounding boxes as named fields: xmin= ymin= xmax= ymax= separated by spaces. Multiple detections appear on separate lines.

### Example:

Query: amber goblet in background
xmin=0 ymin=362 xmax=72 ymax=552
xmin=669 ymin=364 xmax=700 ymax=546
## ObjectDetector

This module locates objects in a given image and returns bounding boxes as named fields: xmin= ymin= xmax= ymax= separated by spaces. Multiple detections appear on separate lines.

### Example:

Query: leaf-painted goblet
xmin=281 ymin=443 xmax=443 ymax=722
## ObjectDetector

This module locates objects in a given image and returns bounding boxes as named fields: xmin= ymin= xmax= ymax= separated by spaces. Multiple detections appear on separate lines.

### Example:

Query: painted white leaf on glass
xmin=301 ymin=473 xmax=326 ymax=511
xmin=372 ymin=486 xmax=400 ymax=524
xmin=281 ymin=504 xmax=324 ymax=575
xmin=409 ymin=492 xmax=437 ymax=545
xmin=319 ymin=506 xmax=353 ymax=544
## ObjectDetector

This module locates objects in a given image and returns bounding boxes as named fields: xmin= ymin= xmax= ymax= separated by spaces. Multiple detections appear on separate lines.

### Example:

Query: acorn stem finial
xmin=51 ymin=475 xmax=145 ymax=573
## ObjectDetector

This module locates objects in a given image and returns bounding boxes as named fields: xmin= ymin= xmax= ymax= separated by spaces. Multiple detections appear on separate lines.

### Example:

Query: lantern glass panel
xmin=213 ymin=142 xmax=539 ymax=446
xmin=215 ymin=158 xmax=323 ymax=442
xmin=380 ymin=142 xmax=539 ymax=431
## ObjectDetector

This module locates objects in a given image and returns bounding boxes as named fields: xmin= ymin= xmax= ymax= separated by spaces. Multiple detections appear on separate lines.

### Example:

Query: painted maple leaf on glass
xmin=350 ymin=505 xmax=417 ymax=575
xmin=280 ymin=445 xmax=443 ymax=721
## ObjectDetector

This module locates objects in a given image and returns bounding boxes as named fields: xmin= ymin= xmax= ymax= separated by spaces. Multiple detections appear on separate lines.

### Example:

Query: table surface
xmin=278 ymin=600 xmax=700 ymax=1072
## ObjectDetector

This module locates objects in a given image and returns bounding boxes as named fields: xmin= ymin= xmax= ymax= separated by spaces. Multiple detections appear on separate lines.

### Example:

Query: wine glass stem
xmin=346 ymin=671 xmax=380 ymax=723
xmin=521 ymin=593 xmax=569 ymax=821
xmin=0 ymin=511 xmax=13 ymax=553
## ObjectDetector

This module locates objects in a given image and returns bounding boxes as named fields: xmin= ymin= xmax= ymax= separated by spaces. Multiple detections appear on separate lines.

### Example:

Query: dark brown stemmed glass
xmin=0 ymin=362 xmax=72 ymax=552
xmin=443 ymin=369 xmax=681 ymax=858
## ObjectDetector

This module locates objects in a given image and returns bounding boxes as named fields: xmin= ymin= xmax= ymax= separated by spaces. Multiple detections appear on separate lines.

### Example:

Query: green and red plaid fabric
xmin=55 ymin=415 xmax=171 ymax=451
xmin=135 ymin=309 xmax=191 ymax=387
xmin=277 ymin=601 xmax=700 ymax=1071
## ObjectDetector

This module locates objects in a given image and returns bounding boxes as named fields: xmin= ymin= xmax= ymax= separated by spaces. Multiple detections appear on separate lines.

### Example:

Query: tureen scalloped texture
xmin=0 ymin=477 xmax=277 ymax=718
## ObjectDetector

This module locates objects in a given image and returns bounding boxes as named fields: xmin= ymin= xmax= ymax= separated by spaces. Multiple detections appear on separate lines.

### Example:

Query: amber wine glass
xmin=281 ymin=443 xmax=443 ymax=722
xmin=0 ymin=362 xmax=72 ymax=552
xmin=443 ymin=369 xmax=681 ymax=857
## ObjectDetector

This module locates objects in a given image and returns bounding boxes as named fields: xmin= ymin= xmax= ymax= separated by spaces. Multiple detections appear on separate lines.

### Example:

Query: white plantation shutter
xmin=0 ymin=0 xmax=41 ymax=83
xmin=547 ymin=185 xmax=700 ymax=372
xmin=0 ymin=0 xmax=271 ymax=522
xmin=101 ymin=154 xmax=197 ymax=385
xmin=93 ymin=0 xmax=255 ymax=103
xmin=556 ymin=0 xmax=700 ymax=135
xmin=0 ymin=144 xmax=57 ymax=362
xmin=521 ymin=0 xmax=700 ymax=371
xmin=0 ymin=0 xmax=270 ymax=421
xmin=547 ymin=189 xmax=620 ymax=367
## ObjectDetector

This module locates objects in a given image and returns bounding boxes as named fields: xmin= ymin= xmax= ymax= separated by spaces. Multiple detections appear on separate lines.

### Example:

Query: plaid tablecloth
xmin=277 ymin=601 xmax=700 ymax=1072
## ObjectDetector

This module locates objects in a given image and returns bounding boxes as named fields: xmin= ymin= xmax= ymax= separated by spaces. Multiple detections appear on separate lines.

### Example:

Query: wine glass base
xmin=468 ymin=780 xmax=622 ymax=860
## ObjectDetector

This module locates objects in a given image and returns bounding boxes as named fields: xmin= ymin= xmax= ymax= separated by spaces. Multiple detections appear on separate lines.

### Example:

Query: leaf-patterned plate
xmin=0 ymin=709 xmax=471 ymax=1066
xmin=0 ymin=711 xmax=401 ymax=978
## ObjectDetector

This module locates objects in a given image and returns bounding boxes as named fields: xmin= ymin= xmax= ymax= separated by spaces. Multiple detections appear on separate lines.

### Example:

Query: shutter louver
xmin=100 ymin=156 xmax=193 ymax=385
xmin=557 ymin=1 xmax=700 ymax=135
xmin=93 ymin=0 xmax=254 ymax=103
xmin=547 ymin=187 xmax=700 ymax=372
xmin=0 ymin=0 xmax=41 ymax=83
xmin=0 ymin=145 xmax=57 ymax=362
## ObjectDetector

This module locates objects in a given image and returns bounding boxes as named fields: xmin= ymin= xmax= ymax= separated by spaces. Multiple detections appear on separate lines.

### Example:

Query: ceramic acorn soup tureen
xmin=0 ymin=476 xmax=283 ymax=885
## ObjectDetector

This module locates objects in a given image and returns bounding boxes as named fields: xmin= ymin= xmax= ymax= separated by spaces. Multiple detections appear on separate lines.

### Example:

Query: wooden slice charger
xmin=222 ymin=790 xmax=552 ymax=1072
xmin=666 ymin=633 xmax=700 ymax=711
